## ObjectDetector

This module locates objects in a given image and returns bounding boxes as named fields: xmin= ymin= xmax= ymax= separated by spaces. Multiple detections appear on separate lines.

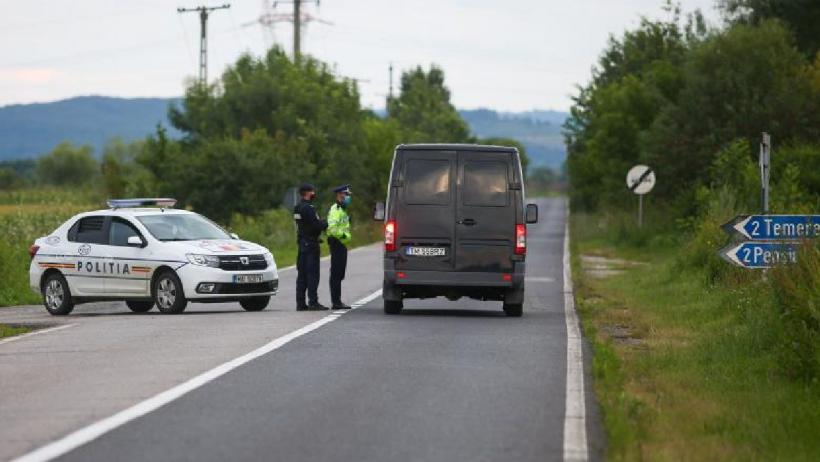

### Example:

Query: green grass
xmin=572 ymin=211 xmax=820 ymax=461
xmin=0 ymin=324 xmax=32 ymax=339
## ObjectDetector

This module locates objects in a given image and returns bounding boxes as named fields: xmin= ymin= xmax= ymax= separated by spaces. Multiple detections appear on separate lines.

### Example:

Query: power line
xmin=177 ymin=4 xmax=231 ymax=84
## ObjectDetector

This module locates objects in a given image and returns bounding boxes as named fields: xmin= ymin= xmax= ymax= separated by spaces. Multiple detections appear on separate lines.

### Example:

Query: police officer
xmin=327 ymin=184 xmax=352 ymax=310
xmin=294 ymin=183 xmax=329 ymax=311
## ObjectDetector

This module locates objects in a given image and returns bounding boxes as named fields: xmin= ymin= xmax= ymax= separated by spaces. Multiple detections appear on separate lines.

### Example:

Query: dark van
xmin=374 ymin=144 xmax=538 ymax=316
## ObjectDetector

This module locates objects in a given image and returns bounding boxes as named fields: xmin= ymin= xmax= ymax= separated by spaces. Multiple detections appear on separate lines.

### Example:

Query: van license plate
xmin=406 ymin=247 xmax=446 ymax=257
xmin=234 ymin=274 xmax=263 ymax=284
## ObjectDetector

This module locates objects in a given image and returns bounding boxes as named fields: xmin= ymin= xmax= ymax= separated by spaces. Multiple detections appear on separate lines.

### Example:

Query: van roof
xmin=397 ymin=143 xmax=518 ymax=153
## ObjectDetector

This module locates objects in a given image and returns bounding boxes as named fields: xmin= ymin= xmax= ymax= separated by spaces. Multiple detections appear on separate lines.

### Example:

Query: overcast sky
xmin=0 ymin=0 xmax=719 ymax=112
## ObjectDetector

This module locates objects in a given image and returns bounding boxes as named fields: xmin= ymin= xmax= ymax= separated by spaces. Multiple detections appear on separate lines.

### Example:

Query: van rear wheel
xmin=503 ymin=303 xmax=523 ymax=317
xmin=384 ymin=299 xmax=403 ymax=315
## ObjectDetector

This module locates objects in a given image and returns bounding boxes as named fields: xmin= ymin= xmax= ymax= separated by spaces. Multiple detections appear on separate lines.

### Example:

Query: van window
xmin=463 ymin=161 xmax=508 ymax=207
xmin=405 ymin=159 xmax=451 ymax=205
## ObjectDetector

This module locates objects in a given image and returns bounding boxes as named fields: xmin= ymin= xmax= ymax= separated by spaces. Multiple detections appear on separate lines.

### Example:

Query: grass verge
xmin=572 ymin=211 xmax=820 ymax=461
xmin=0 ymin=324 xmax=32 ymax=339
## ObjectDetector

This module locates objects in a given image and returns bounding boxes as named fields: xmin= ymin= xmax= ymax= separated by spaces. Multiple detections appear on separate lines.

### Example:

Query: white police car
xmin=28 ymin=198 xmax=279 ymax=315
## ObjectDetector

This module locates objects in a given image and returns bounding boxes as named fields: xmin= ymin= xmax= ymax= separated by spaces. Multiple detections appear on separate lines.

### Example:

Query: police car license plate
xmin=234 ymin=274 xmax=263 ymax=284
xmin=406 ymin=246 xmax=446 ymax=257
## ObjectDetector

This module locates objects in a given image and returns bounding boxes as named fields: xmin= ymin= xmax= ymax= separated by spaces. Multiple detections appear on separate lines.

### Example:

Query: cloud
xmin=0 ymin=68 xmax=61 ymax=84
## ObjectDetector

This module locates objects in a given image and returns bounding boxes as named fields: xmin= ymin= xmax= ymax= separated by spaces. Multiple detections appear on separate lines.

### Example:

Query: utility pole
xmin=271 ymin=0 xmax=324 ymax=60
xmin=177 ymin=4 xmax=231 ymax=85
xmin=388 ymin=63 xmax=394 ymax=100
xmin=293 ymin=0 xmax=301 ymax=60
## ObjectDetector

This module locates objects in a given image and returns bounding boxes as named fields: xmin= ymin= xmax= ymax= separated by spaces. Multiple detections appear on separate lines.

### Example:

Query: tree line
xmin=1 ymin=48 xmax=528 ymax=222
xmin=565 ymin=0 xmax=820 ymax=214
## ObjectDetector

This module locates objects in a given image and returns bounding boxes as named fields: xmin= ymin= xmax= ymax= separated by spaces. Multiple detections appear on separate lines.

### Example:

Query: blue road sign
xmin=719 ymin=241 xmax=800 ymax=269
xmin=722 ymin=215 xmax=820 ymax=241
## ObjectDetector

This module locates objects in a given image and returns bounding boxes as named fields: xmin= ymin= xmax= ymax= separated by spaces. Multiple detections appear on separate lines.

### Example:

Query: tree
xmin=387 ymin=65 xmax=471 ymax=143
xmin=0 ymin=168 xmax=25 ymax=190
xmin=36 ymin=142 xmax=98 ymax=187
xmin=166 ymin=47 xmax=373 ymax=218
xmin=643 ymin=20 xmax=820 ymax=200
xmin=720 ymin=0 xmax=820 ymax=56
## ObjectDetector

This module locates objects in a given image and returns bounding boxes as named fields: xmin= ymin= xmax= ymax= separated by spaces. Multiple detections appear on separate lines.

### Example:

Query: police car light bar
xmin=107 ymin=198 xmax=178 ymax=209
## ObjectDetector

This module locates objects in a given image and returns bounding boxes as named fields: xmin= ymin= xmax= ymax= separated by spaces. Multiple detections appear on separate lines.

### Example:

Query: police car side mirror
xmin=230 ymin=233 xmax=240 ymax=240
xmin=525 ymin=204 xmax=539 ymax=224
xmin=127 ymin=236 xmax=145 ymax=247
xmin=373 ymin=202 xmax=386 ymax=221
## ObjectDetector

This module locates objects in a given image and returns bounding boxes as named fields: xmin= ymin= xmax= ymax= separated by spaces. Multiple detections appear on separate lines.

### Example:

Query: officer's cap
xmin=298 ymin=183 xmax=316 ymax=193
xmin=333 ymin=184 xmax=352 ymax=195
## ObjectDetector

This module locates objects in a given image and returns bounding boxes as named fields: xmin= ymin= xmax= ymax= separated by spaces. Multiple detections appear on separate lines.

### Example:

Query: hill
xmin=0 ymin=96 xmax=180 ymax=160
xmin=0 ymin=96 xmax=567 ymax=169
xmin=459 ymin=109 xmax=567 ymax=169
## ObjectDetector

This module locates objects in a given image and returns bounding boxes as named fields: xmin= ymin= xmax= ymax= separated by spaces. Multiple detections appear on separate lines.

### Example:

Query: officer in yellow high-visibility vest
xmin=327 ymin=184 xmax=352 ymax=309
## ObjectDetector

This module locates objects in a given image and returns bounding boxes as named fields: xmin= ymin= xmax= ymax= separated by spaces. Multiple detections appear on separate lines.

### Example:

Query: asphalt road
xmin=1 ymin=197 xmax=600 ymax=462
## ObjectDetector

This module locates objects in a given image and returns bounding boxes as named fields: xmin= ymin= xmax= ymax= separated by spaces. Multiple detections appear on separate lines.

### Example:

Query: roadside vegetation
xmin=0 ymin=324 xmax=32 ymax=340
xmin=566 ymin=1 xmax=820 ymax=459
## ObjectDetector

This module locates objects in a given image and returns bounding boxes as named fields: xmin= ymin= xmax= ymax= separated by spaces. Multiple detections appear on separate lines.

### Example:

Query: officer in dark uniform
xmin=294 ymin=183 xmax=328 ymax=311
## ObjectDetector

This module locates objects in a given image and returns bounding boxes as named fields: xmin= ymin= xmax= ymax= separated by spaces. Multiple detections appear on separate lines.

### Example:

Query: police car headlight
xmin=187 ymin=254 xmax=220 ymax=268
xmin=263 ymin=251 xmax=274 ymax=264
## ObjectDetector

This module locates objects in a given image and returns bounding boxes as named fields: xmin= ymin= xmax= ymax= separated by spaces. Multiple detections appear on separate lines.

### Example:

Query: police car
xmin=28 ymin=198 xmax=279 ymax=315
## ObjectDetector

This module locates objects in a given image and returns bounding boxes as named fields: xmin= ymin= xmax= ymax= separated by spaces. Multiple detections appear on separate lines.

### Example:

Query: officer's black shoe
xmin=296 ymin=305 xmax=309 ymax=311
xmin=332 ymin=303 xmax=352 ymax=310
xmin=306 ymin=302 xmax=329 ymax=311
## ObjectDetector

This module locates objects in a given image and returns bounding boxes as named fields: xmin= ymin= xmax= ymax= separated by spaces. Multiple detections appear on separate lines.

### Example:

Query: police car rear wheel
xmin=240 ymin=296 xmax=270 ymax=311
xmin=126 ymin=300 xmax=154 ymax=313
xmin=153 ymin=272 xmax=187 ymax=314
xmin=43 ymin=274 xmax=74 ymax=316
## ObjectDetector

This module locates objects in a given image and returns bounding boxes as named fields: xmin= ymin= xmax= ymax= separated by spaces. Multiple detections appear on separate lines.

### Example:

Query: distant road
xmin=2 ymin=198 xmax=599 ymax=462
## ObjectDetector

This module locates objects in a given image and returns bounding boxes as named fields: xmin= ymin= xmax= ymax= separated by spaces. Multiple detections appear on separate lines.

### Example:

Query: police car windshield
xmin=137 ymin=214 xmax=231 ymax=241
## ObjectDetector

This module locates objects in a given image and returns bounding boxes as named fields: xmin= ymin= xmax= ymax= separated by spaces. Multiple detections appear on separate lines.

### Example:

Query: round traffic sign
xmin=626 ymin=165 xmax=655 ymax=195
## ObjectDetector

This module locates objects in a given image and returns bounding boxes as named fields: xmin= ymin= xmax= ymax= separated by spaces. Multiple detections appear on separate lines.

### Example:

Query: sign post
xmin=759 ymin=132 xmax=771 ymax=213
xmin=626 ymin=165 xmax=655 ymax=228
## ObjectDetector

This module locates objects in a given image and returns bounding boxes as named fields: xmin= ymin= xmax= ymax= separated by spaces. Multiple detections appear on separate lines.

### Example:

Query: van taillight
xmin=29 ymin=244 xmax=40 ymax=259
xmin=515 ymin=224 xmax=526 ymax=255
xmin=385 ymin=220 xmax=397 ymax=252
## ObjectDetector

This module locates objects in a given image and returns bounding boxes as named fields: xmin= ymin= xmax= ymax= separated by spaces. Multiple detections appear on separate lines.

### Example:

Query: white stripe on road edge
xmin=0 ymin=324 xmax=75 ymax=346
xmin=12 ymin=289 xmax=383 ymax=462
xmin=563 ymin=209 xmax=589 ymax=461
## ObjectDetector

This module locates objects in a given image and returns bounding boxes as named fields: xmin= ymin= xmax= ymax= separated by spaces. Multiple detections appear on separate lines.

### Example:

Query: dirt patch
xmin=602 ymin=324 xmax=644 ymax=346
xmin=581 ymin=254 xmax=648 ymax=279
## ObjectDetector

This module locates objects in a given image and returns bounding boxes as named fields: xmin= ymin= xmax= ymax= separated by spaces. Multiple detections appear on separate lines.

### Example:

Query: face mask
xmin=342 ymin=195 xmax=352 ymax=208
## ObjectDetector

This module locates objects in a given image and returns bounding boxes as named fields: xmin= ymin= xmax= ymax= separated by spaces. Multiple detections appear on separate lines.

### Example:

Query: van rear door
xmin=454 ymin=151 xmax=515 ymax=273
xmin=394 ymin=150 xmax=456 ymax=271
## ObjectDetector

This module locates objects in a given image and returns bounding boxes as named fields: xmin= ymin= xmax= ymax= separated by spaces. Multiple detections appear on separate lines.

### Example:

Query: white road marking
xmin=0 ymin=324 xmax=75 ymax=346
xmin=11 ymin=289 xmax=383 ymax=462
xmin=563 ymin=207 xmax=589 ymax=462
xmin=526 ymin=276 xmax=556 ymax=283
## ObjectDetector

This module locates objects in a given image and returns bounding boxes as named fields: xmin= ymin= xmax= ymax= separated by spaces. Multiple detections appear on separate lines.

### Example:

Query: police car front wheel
xmin=42 ymin=273 xmax=74 ymax=316
xmin=152 ymin=271 xmax=188 ymax=314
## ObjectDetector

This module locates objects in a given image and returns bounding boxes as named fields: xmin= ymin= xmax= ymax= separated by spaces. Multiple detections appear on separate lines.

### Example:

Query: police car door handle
xmin=457 ymin=218 xmax=477 ymax=226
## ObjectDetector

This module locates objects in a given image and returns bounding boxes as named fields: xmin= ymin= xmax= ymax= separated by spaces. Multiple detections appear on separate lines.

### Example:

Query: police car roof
xmin=79 ymin=208 xmax=193 ymax=217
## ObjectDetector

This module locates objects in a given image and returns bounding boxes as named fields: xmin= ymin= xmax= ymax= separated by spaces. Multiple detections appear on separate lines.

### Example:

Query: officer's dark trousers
xmin=328 ymin=237 xmax=347 ymax=305
xmin=296 ymin=239 xmax=320 ymax=306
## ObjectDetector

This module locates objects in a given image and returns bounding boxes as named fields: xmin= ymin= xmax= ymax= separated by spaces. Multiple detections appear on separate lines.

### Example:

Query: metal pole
xmin=638 ymin=195 xmax=643 ymax=228
xmin=760 ymin=132 xmax=771 ymax=213
xmin=293 ymin=0 xmax=301 ymax=60
xmin=199 ymin=9 xmax=208 ymax=84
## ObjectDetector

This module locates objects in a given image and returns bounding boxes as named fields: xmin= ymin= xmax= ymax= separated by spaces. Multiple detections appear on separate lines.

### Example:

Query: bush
xmin=770 ymin=242 xmax=820 ymax=381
